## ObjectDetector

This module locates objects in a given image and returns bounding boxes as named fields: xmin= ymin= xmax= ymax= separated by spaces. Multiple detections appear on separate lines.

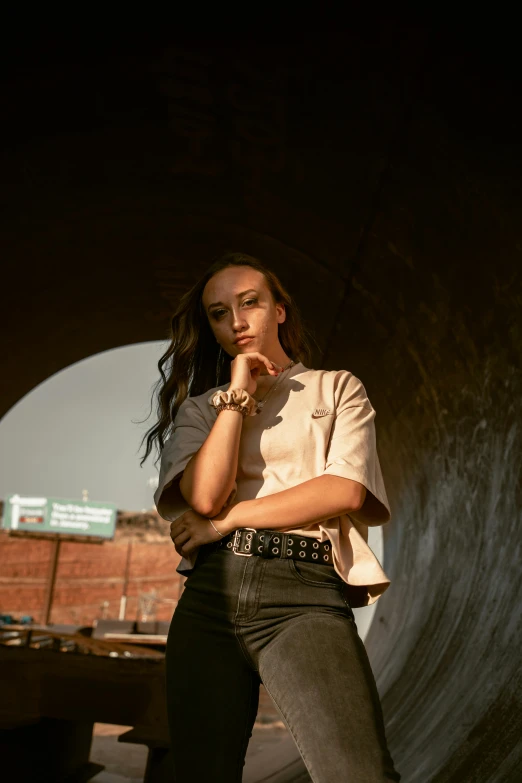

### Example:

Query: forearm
xmin=220 ymin=475 xmax=366 ymax=533
xmin=180 ymin=407 xmax=243 ymax=517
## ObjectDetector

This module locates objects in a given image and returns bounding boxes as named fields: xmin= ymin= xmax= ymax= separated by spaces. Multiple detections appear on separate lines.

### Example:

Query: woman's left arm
xmin=212 ymin=474 xmax=366 ymax=534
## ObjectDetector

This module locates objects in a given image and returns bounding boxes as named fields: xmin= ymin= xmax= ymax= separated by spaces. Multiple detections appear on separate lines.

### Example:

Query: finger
xmin=260 ymin=355 xmax=281 ymax=373
xmin=245 ymin=352 xmax=280 ymax=372
xmin=171 ymin=529 xmax=191 ymax=549
xmin=253 ymin=353 xmax=278 ymax=371
xmin=172 ymin=531 xmax=191 ymax=547
xmin=170 ymin=520 xmax=185 ymax=538
xmin=177 ymin=537 xmax=195 ymax=557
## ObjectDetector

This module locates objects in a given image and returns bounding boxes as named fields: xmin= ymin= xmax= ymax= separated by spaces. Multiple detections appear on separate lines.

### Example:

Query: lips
xmin=234 ymin=336 xmax=253 ymax=344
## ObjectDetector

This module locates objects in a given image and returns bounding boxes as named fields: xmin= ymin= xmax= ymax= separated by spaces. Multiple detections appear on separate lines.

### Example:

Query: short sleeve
xmin=322 ymin=373 xmax=391 ymax=526
xmin=153 ymin=397 xmax=237 ymax=521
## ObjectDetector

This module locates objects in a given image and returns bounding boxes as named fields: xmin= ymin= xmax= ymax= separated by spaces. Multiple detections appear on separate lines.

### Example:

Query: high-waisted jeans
xmin=165 ymin=537 xmax=401 ymax=782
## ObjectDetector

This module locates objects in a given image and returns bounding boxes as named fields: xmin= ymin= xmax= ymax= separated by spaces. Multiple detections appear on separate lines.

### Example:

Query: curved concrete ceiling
xmin=2 ymin=22 xmax=521 ymax=782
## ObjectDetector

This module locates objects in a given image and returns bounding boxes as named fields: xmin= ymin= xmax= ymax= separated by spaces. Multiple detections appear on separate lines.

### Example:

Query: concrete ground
xmin=90 ymin=723 xmax=147 ymax=783
xmin=90 ymin=719 xmax=291 ymax=783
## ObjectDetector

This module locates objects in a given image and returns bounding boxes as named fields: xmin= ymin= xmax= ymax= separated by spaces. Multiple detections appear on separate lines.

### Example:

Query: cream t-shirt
xmin=154 ymin=362 xmax=392 ymax=607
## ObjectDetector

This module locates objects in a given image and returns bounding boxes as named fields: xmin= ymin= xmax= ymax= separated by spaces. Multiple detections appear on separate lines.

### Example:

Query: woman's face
xmin=202 ymin=266 xmax=286 ymax=358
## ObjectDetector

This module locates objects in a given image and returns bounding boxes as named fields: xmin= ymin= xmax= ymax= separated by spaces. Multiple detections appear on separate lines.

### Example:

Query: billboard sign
xmin=2 ymin=494 xmax=117 ymax=539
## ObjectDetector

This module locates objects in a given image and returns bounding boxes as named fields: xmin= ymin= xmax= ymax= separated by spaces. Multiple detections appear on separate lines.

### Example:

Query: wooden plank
xmin=43 ymin=538 xmax=61 ymax=624
xmin=0 ymin=626 xmax=164 ymax=658
xmin=103 ymin=633 xmax=167 ymax=644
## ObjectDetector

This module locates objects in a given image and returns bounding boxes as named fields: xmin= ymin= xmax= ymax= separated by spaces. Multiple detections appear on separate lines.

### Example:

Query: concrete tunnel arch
xmin=1 ymin=26 xmax=521 ymax=782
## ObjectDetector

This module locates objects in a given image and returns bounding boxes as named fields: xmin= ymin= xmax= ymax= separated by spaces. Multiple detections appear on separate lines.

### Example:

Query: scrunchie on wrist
xmin=208 ymin=387 xmax=258 ymax=417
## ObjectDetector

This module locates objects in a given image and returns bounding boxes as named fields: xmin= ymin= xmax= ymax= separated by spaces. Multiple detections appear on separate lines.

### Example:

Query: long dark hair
xmin=138 ymin=252 xmax=317 ymax=468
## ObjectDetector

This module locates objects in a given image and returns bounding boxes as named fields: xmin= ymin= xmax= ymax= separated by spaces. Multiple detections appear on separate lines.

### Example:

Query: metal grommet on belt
xmin=260 ymin=531 xmax=276 ymax=558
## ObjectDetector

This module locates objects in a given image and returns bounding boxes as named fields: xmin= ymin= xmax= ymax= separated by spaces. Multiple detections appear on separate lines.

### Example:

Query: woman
xmin=140 ymin=252 xmax=401 ymax=782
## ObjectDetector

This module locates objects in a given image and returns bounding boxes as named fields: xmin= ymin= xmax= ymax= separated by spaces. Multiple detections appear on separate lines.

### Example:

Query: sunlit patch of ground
xmin=90 ymin=715 xmax=289 ymax=783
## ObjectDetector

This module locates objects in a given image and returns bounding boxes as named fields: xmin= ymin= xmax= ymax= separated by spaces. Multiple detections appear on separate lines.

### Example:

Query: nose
xmin=231 ymin=311 xmax=249 ymax=330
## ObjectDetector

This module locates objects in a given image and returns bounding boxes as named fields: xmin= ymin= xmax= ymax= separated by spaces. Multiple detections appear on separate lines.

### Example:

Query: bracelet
xmin=215 ymin=402 xmax=249 ymax=417
xmin=208 ymin=387 xmax=258 ymax=417
xmin=208 ymin=518 xmax=226 ymax=537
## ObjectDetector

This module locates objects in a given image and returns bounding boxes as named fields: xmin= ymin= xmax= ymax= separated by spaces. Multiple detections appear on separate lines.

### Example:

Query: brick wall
xmin=0 ymin=510 xmax=184 ymax=625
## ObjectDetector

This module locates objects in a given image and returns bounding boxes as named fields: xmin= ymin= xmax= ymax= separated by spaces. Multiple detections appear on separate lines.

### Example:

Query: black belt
xmin=214 ymin=528 xmax=334 ymax=565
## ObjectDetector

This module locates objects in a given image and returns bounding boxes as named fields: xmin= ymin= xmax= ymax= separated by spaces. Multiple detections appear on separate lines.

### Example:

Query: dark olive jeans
xmin=165 ymin=538 xmax=401 ymax=782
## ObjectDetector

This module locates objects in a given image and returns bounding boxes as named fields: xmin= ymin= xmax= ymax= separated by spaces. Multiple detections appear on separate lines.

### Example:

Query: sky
xmin=0 ymin=341 xmax=165 ymax=513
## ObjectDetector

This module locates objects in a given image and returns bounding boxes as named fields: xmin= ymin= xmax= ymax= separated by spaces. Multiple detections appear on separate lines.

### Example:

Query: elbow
xmin=179 ymin=476 xmax=214 ymax=517
xmin=179 ymin=461 xmax=228 ymax=518
xmin=206 ymin=503 xmax=224 ymax=518
xmin=193 ymin=501 xmax=215 ymax=517
xmin=193 ymin=499 xmax=225 ymax=518
xmin=183 ymin=495 xmax=216 ymax=518
xmin=349 ymin=484 xmax=367 ymax=513
xmin=180 ymin=488 xmax=215 ymax=518
xmin=180 ymin=488 xmax=222 ymax=518
xmin=348 ymin=487 xmax=391 ymax=526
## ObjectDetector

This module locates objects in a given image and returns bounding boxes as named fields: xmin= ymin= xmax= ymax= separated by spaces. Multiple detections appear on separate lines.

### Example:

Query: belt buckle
xmin=232 ymin=528 xmax=256 ymax=556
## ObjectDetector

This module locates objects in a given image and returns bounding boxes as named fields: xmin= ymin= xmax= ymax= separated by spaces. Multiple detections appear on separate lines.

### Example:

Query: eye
xmin=212 ymin=298 xmax=257 ymax=319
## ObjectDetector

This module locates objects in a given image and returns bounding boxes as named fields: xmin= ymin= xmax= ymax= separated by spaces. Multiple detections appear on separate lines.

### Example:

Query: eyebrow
xmin=207 ymin=289 xmax=259 ymax=310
